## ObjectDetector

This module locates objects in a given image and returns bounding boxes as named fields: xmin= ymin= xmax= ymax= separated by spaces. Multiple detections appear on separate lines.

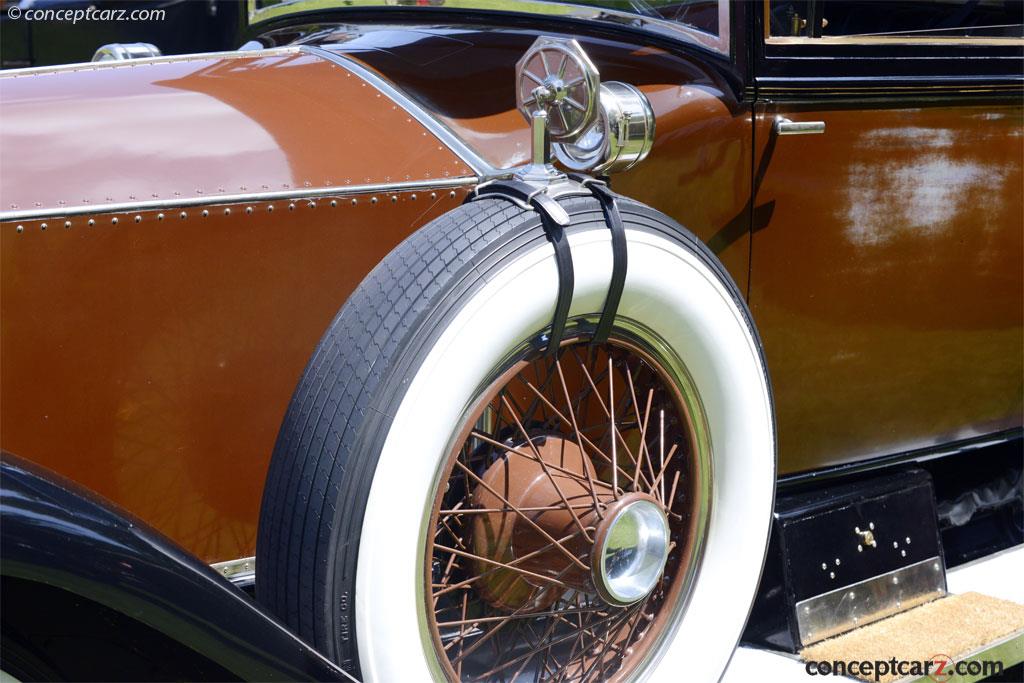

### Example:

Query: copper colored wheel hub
xmin=471 ymin=436 xmax=669 ymax=611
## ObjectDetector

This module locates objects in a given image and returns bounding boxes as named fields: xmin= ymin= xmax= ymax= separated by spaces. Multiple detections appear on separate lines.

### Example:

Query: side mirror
xmin=515 ymin=36 xmax=655 ymax=177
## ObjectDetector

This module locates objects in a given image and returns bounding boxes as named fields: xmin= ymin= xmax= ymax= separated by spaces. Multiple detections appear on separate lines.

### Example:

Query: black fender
xmin=0 ymin=453 xmax=350 ymax=682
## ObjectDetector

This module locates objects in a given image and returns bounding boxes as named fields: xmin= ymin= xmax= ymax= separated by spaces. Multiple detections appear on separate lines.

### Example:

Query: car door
xmin=749 ymin=0 xmax=1023 ymax=474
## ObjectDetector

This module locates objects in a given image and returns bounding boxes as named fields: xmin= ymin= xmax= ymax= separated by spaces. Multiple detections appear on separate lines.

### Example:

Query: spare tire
xmin=256 ymin=192 xmax=775 ymax=682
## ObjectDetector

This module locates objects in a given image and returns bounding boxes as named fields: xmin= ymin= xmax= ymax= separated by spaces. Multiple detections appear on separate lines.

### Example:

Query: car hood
xmin=0 ymin=46 xmax=477 ymax=220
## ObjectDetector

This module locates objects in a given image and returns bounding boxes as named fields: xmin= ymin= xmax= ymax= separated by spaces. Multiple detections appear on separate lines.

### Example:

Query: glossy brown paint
xmin=0 ymin=49 xmax=472 ymax=213
xmin=1 ymin=49 xmax=475 ymax=563
xmin=1 ymin=190 xmax=470 ymax=563
xmin=750 ymin=101 xmax=1023 ymax=474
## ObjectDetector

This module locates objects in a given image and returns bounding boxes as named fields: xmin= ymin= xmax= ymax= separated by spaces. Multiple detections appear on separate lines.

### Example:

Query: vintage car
xmin=1 ymin=0 xmax=1022 ymax=681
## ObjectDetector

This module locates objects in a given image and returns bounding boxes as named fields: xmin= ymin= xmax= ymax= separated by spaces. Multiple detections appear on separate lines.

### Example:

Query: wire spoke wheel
xmin=425 ymin=334 xmax=710 ymax=682
xmin=257 ymin=194 xmax=774 ymax=682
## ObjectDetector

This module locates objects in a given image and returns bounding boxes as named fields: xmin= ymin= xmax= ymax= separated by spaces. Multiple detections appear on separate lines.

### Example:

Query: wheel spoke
xmin=440 ymin=504 xmax=597 ymax=516
xmin=456 ymin=592 xmax=469 ymax=680
xmin=474 ymin=605 xmax=640 ymax=680
xmin=523 ymin=379 xmax=644 ymax=490
xmin=432 ymin=528 xmax=587 ymax=599
xmin=649 ymin=443 xmax=679 ymax=504
xmin=452 ymin=460 xmax=588 ymax=572
xmin=434 ymin=544 xmax=576 ymax=591
xmin=520 ymin=355 xmax=561 ymax=430
xmin=659 ymin=410 xmax=666 ymax=502
xmin=554 ymin=359 xmax=605 ymax=517
xmin=609 ymin=357 xmax=619 ymax=496
xmin=500 ymin=395 xmax=594 ymax=541
xmin=574 ymin=355 xmax=653 ymax=489
xmin=553 ymin=103 xmax=570 ymax=133
xmin=624 ymin=366 xmax=654 ymax=490
xmin=467 ymin=430 xmax=593 ymax=488
xmin=668 ymin=469 xmax=682 ymax=512
xmin=438 ymin=604 xmax=607 ymax=628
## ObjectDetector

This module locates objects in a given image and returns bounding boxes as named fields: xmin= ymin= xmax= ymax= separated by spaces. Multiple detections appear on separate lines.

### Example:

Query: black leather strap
xmin=569 ymin=175 xmax=627 ymax=346
xmin=541 ymin=215 xmax=574 ymax=355
xmin=472 ymin=180 xmax=574 ymax=355
xmin=469 ymin=176 xmax=626 ymax=352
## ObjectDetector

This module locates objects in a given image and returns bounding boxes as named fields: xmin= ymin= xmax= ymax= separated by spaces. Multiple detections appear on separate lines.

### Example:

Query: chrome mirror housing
xmin=554 ymin=81 xmax=655 ymax=175
xmin=92 ymin=43 xmax=162 ymax=62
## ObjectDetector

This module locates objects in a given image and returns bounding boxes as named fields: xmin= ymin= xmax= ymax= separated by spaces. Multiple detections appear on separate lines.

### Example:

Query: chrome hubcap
xmin=592 ymin=495 xmax=670 ymax=606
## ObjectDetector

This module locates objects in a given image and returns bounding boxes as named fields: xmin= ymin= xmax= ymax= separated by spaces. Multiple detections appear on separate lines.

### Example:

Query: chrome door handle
xmin=774 ymin=117 xmax=826 ymax=136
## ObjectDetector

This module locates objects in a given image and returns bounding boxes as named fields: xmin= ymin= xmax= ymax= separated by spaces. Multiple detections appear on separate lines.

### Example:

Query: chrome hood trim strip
xmin=0 ymin=176 xmax=475 ymax=222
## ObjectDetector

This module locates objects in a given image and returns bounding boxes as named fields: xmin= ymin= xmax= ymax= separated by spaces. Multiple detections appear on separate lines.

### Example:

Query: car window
xmin=251 ymin=1 xmax=728 ymax=53
xmin=557 ymin=0 xmax=721 ymax=37
xmin=768 ymin=0 xmax=1023 ymax=40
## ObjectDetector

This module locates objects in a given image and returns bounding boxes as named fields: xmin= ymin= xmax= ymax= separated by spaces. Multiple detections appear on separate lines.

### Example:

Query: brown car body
xmin=1 ymin=3 xmax=1021 ymax=565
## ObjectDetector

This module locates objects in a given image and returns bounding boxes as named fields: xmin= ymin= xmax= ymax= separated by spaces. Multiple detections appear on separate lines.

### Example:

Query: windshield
xmin=250 ymin=0 xmax=729 ymax=54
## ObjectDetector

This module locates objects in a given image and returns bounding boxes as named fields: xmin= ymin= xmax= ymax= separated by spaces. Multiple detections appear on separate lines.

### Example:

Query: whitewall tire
xmin=256 ymin=194 xmax=775 ymax=682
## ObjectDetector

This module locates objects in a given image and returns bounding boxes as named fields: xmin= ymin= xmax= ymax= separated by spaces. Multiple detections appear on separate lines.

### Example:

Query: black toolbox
xmin=743 ymin=468 xmax=947 ymax=652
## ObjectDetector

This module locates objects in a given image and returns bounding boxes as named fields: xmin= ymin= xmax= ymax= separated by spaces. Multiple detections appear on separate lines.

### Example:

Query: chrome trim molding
xmin=0 ymin=177 xmax=476 ymax=222
xmin=796 ymin=556 xmax=947 ymax=646
xmin=299 ymin=45 xmax=498 ymax=178
xmin=211 ymin=556 xmax=256 ymax=586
